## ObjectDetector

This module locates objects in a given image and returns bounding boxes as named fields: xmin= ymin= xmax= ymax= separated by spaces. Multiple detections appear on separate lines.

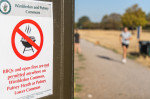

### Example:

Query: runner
xmin=74 ymin=29 xmax=81 ymax=54
xmin=120 ymin=27 xmax=132 ymax=63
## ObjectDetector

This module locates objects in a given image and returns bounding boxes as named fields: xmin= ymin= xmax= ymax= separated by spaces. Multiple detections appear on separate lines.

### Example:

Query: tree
xmin=122 ymin=4 xmax=147 ymax=29
xmin=74 ymin=23 xmax=77 ymax=29
xmin=101 ymin=13 xmax=123 ymax=29
xmin=143 ymin=13 xmax=150 ymax=29
xmin=146 ymin=13 xmax=150 ymax=21
xmin=101 ymin=15 xmax=109 ymax=23
xmin=77 ymin=16 xmax=91 ymax=29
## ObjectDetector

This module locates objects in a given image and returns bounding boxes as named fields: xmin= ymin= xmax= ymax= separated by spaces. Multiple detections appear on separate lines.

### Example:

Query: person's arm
xmin=126 ymin=33 xmax=132 ymax=40
xmin=126 ymin=37 xmax=132 ymax=40
xmin=119 ymin=35 xmax=122 ymax=44
xmin=78 ymin=33 xmax=80 ymax=39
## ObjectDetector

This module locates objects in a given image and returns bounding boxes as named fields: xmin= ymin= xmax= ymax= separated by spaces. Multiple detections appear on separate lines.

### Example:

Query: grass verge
xmin=74 ymin=54 xmax=86 ymax=99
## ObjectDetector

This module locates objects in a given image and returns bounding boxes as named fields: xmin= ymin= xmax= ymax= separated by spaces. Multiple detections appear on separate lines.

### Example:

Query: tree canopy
xmin=77 ymin=16 xmax=91 ymax=29
xmin=76 ymin=4 xmax=150 ymax=30
xmin=146 ymin=13 xmax=150 ymax=22
xmin=122 ymin=4 xmax=147 ymax=28
xmin=101 ymin=13 xmax=122 ymax=29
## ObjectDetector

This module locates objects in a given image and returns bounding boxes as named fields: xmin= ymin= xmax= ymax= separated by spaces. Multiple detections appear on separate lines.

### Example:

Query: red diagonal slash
xmin=17 ymin=28 xmax=40 ymax=50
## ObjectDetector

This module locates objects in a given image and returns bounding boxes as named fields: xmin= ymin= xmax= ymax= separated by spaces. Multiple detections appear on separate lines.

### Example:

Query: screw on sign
xmin=11 ymin=19 xmax=44 ymax=61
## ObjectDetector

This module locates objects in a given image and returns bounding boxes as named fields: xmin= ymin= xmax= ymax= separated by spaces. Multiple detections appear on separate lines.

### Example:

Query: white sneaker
xmin=122 ymin=59 xmax=126 ymax=64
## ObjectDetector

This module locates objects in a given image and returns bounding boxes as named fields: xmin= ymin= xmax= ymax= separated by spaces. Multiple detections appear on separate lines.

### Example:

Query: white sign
xmin=0 ymin=0 xmax=53 ymax=99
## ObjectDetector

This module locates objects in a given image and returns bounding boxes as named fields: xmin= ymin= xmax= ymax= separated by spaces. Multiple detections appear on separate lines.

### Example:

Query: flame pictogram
xmin=25 ymin=25 xmax=31 ymax=34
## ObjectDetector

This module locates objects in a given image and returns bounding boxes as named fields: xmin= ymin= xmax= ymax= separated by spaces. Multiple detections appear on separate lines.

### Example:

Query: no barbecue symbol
xmin=11 ymin=19 xmax=44 ymax=61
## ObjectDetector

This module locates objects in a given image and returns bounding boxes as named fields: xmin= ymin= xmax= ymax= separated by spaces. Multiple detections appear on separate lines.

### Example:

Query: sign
xmin=0 ymin=0 xmax=53 ymax=99
xmin=137 ymin=26 xmax=141 ymax=39
xmin=12 ymin=19 xmax=44 ymax=61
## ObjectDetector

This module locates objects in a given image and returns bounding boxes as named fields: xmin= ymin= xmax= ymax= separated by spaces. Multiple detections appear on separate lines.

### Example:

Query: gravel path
xmin=75 ymin=39 xmax=150 ymax=99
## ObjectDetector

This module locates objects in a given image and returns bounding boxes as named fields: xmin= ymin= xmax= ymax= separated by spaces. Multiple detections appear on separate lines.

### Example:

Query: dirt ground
xmin=75 ymin=39 xmax=150 ymax=99
xmin=78 ymin=29 xmax=150 ymax=67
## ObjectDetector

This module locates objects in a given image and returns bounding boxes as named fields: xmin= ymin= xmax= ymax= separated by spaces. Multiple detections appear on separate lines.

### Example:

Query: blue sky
xmin=75 ymin=0 xmax=150 ymax=22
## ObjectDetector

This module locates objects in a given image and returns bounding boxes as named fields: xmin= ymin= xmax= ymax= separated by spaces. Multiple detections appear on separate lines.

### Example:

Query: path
xmin=75 ymin=39 xmax=150 ymax=99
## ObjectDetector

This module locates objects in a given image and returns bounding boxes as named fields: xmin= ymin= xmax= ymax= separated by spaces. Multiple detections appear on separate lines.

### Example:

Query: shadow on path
xmin=97 ymin=55 xmax=122 ymax=63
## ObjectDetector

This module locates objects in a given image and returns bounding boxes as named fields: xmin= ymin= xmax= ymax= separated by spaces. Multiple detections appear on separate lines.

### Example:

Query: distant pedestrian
xmin=120 ymin=27 xmax=132 ymax=63
xmin=74 ymin=29 xmax=81 ymax=54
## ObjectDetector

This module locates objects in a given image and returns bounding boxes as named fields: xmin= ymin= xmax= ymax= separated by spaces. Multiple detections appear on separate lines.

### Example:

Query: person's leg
xmin=74 ymin=43 xmax=77 ymax=54
xmin=123 ymin=46 xmax=127 ymax=59
xmin=77 ymin=43 xmax=81 ymax=54
xmin=122 ymin=45 xmax=127 ymax=63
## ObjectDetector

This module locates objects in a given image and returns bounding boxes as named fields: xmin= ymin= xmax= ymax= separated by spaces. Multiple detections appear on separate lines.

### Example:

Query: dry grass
xmin=78 ymin=29 xmax=150 ymax=67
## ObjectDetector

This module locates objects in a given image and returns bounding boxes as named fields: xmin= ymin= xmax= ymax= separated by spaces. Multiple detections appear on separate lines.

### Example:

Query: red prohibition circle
xmin=11 ymin=19 xmax=44 ymax=61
